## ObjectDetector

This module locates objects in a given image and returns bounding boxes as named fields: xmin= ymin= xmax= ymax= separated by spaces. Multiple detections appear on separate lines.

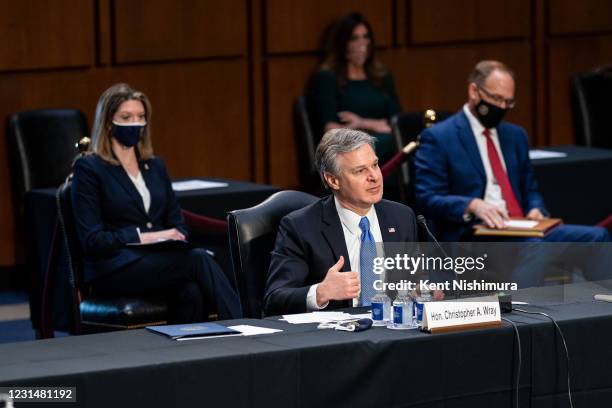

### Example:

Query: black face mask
xmin=112 ymin=122 xmax=146 ymax=147
xmin=474 ymin=99 xmax=508 ymax=129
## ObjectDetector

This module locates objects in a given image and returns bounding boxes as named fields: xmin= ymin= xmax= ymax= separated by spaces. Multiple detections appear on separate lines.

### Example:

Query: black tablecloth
xmin=2 ymin=282 xmax=612 ymax=408
xmin=25 ymin=178 xmax=279 ymax=332
xmin=531 ymin=145 xmax=612 ymax=225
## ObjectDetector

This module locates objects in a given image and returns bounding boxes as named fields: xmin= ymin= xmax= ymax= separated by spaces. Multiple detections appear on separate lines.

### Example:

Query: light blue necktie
xmin=359 ymin=216 xmax=377 ymax=306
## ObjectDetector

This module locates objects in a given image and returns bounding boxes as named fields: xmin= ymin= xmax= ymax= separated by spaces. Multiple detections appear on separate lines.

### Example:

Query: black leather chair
xmin=7 ymin=109 xmax=89 ymax=333
xmin=8 ymin=109 xmax=88 ymax=198
xmin=38 ymin=136 xmax=231 ymax=337
xmin=294 ymin=95 xmax=324 ymax=196
xmin=390 ymin=110 xmax=451 ymax=204
xmin=227 ymin=190 xmax=319 ymax=318
xmin=41 ymin=176 xmax=169 ymax=337
xmin=571 ymin=66 xmax=612 ymax=149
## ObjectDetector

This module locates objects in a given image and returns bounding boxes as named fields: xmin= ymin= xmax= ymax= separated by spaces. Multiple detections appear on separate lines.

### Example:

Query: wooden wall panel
xmin=265 ymin=0 xmax=393 ymax=53
xmin=548 ymin=36 xmax=612 ymax=145
xmin=410 ymin=0 xmax=530 ymax=44
xmin=267 ymin=57 xmax=319 ymax=187
xmin=98 ymin=0 xmax=113 ymax=65
xmin=549 ymin=0 xmax=612 ymax=35
xmin=114 ymin=0 xmax=247 ymax=63
xmin=395 ymin=0 xmax=407 ymax=46
xmin=250 ymin=0 xmax=267 ymax=183
xmin=0 ymin=0 xmax=94 ymax=71
xmin=115 ymin=62 xmax=251 ymax=179
xmin=532 ymin=0 xmax=547 ymax=147
xmin=381 ymin=43 xmax=533 ymax=138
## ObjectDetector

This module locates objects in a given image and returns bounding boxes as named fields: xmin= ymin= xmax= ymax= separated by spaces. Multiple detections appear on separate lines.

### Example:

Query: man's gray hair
xmin=314 ymin=128 xmax=375 ymax=188
xmin=468 ymin=60 xmax=514 ymax=87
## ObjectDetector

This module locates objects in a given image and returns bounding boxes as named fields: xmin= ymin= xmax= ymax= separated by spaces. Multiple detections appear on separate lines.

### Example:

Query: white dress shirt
xmin=306 ymin=196 xmax=384 ymax=310
xmin=463 ymin=104 xmax=509 ymax=214
xmin=129 ymin=171 xmax=151 ymax=242
xmin=128 ymin=171 xmax=151 ymax=213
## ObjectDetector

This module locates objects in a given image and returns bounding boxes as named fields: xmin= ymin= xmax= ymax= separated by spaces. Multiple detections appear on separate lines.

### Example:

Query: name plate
xmin=422 ymin=301 xmax=501 ymax=333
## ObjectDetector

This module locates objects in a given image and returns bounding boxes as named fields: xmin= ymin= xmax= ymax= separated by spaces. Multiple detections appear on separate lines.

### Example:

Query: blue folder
xmin=146 ymin=323 xmax=240 ymax=340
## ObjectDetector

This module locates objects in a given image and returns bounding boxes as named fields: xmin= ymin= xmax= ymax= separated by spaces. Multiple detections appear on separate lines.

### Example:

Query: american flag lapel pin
xmin=388 ymin=227 xmax=396 ymax=233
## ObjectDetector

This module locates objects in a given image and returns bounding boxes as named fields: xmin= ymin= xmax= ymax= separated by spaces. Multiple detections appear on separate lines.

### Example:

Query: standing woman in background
xmin=71 ymin=83 xmax=241 ymax=323
xmin=312 ymin=12 xmax=402 ymax=163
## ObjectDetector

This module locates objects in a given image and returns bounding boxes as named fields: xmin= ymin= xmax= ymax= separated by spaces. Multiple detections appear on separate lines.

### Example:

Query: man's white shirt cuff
xmin=306 ymin=284 xmax=329 ymax=311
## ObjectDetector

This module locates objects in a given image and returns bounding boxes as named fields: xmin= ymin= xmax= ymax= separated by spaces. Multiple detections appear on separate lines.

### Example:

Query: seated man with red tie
xmin=414 ymin=60 xmax=610 ymax=287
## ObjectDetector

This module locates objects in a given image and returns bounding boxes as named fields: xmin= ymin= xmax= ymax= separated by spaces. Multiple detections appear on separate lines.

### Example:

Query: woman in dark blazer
xmin=71 ymin=83 xmax=241 ymax=322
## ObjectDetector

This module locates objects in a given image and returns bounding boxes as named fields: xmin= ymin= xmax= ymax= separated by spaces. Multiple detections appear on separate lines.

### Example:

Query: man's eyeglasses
xmin=477 ymin=85 xmax=516 ymax=109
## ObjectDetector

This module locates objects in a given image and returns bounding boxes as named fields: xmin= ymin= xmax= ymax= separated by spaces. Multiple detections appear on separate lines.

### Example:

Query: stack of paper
xmin=281 ymin=311 xmax=354 ymax=324
xmin=227 ymin=325 xmax=283 ymax=336
xmin=474 ymin=218 xmax=562 ymax=238
xmin=347 ymin=313 xmax=372 ymax=320
xmin=528 ymin=150 xmax=567 ymax=160
xmin=171 ymin=180 xmax=229 ymax=191
xmin=503 ymin=220 xmax=538 ymax=229
xmin=281 ymin=311 xmax=372 ymax=324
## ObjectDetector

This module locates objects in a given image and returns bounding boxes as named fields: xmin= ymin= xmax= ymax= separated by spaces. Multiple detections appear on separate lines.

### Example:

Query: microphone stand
xmin=417 ymin=215 xmax=461 ymax=299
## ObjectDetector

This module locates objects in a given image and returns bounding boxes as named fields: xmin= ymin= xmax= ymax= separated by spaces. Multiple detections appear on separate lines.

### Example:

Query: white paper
xmin=228 ymin=325 xmax=283 ymax=336
xmin=312 ymin=311 xmax=353 ymax=319
xmin=529 ymin=150 xmax=567 ymax=160
xmin=347 ymin=313 xmax=372 ymax=320
xmin=504 ymin=220 xmax=538 ymax=229
xmin=281 ymin=311 xmax=354 ymax=324
xmin=171 ymin=180 xmax=229 ymax=191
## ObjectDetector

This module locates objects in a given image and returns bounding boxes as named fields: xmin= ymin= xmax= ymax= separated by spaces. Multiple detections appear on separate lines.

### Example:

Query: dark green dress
xmin=311 ymin=69 xmax=402 ymax=162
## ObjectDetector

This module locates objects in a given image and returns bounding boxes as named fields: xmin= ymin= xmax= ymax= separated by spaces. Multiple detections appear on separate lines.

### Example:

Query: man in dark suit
xmin=264 ymin=129 xmax=423 ymax=316
xmin=414 ymin=60 xmax=610 ymax=286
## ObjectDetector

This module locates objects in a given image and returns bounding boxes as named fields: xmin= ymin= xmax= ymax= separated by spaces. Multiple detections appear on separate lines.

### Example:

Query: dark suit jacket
xmin=414 ymin=110 xmax=547 ymax=241
xmin=71 ymin=154 xmax=187 ymax=282
xmin=263 ymin=195 xmax=418 ymax=316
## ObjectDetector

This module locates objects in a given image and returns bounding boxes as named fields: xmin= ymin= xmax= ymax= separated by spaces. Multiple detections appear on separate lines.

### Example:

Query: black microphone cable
xmin=501 ymin=316 xmax=522 ymax=408
xmin=513 ymin=308 xmax=574 ymax=408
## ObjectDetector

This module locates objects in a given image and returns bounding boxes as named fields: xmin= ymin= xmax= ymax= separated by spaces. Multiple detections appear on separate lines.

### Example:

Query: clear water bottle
xmin=371 ymin=291 xmax=391 ymax=326
xmin=421 ymin=288 xmax=433 ymax=302
xmin=414 ymin=288 xmax=433 ymax=328
xmin=391 ymin=290 xmax=414 ymax=329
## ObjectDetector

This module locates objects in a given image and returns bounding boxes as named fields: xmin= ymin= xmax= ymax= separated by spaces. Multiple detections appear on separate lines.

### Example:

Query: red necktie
xmin=483 ymin=129 xmax=524 ymax=217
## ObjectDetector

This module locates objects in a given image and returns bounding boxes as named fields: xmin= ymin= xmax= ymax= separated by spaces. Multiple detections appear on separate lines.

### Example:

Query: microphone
xmin=417 ymin=215 xmax=512 ymax=309
xmin=417 ymin=215 xmax=449 ymax=258
xmin=417 ymin=215 xmax=459 ymax=299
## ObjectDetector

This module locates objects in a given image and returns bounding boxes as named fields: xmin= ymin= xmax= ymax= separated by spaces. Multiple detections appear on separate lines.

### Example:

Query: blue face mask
xmin=112 ymin=121 xmax=146 ymax=147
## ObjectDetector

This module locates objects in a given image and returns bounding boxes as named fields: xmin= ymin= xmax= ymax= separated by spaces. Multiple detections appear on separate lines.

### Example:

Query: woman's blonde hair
xmin=90 ymin=83 xmax=154 ymax=164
